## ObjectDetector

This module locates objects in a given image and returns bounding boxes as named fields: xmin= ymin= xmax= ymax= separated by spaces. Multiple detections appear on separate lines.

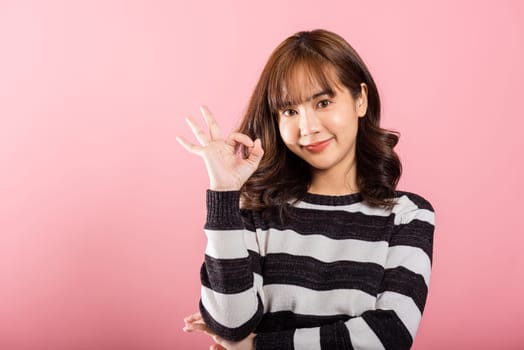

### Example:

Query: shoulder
xmin=391 ymin=190 xmax=435 ymax=226
xmin=394 ymin=190 xmax=434 ymax=212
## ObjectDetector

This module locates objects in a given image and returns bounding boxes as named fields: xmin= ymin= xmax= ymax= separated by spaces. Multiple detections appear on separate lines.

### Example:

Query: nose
xmin=298 ymin=107 xmax=321 ymax=137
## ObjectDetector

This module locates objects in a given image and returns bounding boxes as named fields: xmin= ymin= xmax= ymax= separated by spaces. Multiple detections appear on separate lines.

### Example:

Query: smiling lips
xmin=303 ymin=138 xmax=333 ymax=153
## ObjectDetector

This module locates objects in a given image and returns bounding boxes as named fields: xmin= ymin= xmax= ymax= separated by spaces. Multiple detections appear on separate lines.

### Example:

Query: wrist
xmin=209 ymin=177 xmax=244 ymax=191
xmin=210 ymin=181 xmax=242 ymax=192
xmin=210 ymin=186 xmax=242 ymax=191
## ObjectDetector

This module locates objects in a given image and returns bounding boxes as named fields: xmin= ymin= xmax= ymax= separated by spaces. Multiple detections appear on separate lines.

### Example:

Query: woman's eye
xmin=317 ymin=100 xmax=331 ymax=108
xmin=282 ymin=109 xmax=297 ymax=117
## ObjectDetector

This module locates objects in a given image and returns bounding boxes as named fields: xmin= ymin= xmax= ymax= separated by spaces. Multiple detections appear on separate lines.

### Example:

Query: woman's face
xmin=277 ymin=67 xmax=368 ymax=173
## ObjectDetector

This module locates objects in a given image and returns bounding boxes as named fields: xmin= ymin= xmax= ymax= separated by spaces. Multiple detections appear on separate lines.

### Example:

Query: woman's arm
xmin=177 ymin=107 xmax=265 ymax=341
xmin=198 ymin=190 xmax=265 ymax=341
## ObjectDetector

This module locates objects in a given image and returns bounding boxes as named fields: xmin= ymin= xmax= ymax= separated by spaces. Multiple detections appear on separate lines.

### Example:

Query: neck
xmin=308 ymin=158 xmax=359 ymax=196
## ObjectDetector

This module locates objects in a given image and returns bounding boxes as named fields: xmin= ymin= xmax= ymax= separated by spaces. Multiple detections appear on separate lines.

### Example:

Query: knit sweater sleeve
xmin=198 ymin=190 xmax=264 ymax=341
xmin=254 ymin=196 xmax=435 ymax=350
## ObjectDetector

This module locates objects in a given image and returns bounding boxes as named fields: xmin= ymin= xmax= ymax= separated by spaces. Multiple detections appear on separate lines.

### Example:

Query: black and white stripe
xmin=200 ymin=190 xmax=435 ymax=349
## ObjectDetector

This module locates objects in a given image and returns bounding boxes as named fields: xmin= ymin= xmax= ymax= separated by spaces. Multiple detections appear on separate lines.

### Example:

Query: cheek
xmin=329 ymin=111 xmax=359 ymax=130
xmin=278 ymin=121 xmax=298 ymax=144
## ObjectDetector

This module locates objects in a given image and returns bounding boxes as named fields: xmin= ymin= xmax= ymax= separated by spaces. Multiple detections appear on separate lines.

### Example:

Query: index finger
xmin=183 ymin=312 xmax=202 ymax=323
xmin=200 ymin=105 xmax=223 ymax=141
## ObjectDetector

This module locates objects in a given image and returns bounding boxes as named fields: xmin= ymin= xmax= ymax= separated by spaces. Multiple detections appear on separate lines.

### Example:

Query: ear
xmin=357 ymin=83 xmax=368 ymax=117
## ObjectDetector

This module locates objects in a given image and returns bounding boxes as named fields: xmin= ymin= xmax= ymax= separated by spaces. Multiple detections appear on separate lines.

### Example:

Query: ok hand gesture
xmin=176 ymin=106 xmax=264 ymax=191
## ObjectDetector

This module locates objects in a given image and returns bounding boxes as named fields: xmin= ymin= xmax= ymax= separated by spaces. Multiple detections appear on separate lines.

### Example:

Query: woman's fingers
xmin=200 ymin=106 xmax=223 ymax=141
xmin=225 ymin=134 xmax=264 ymax=167
xmin=226 ymin=132 xmax=254 ymax=148
xmin=183 ymin=322 xmax=206 ymax=331
xmin=178 ymin=106 xmax=221 ymax=149
xmin=247 ymin=138 xmax=265 ymax=163
xmin=185 ymin=116 xmax=211 ymax=146
xmin=176 ymin=136 xmax=202 ymax=155
xmin=212 ymin=335 xmax=224 ymax=344
xmin=183 ymin=312 xmax=202 ymax=323
xmin=183 ymin=321 xmax=208 ymax=333
xmin=183 ymin=312 xmax=217 ymax=336
xmin=210 ymin=344 xmax=227 ymax=350
xmin=183 ymin=323 xmax=217 ymax=339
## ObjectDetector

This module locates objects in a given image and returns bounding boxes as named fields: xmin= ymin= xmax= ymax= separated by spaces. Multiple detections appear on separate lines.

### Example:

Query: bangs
xmin=267 ymin=54 xmax=342 ymax=114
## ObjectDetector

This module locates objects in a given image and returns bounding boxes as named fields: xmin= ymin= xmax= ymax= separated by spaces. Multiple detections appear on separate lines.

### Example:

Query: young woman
xmin=178 ymin=29 xmax=435 ymax=350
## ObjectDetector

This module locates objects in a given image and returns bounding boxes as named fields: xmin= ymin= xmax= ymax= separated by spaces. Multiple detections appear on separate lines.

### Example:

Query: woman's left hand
xmin=183 ymin=312 xmax=256 ymax=350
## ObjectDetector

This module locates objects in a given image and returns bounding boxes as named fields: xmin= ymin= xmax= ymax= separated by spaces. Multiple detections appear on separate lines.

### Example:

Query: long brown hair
xmin=238 ymin=29 xmax=401 ymax=216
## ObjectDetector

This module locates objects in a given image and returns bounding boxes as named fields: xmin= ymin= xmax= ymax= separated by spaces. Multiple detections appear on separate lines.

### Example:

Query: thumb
xmin=210 ymin=344 xmax=227 ymax=350
xmin=247 ymin=139 xmax=264 ymax=164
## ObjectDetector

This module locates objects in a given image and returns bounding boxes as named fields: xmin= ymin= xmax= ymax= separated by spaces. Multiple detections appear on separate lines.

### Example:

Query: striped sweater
xmin=199 ymin=190 xmax=435 ymax=350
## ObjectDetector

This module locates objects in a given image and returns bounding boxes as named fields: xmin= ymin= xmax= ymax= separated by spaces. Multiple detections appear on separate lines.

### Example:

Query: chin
xmin=306 ymin=161 xmax=336 ymax=171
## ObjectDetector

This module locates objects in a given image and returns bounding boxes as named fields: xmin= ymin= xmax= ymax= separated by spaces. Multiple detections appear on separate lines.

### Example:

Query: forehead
xmin=273 ymin=62 xmax=344 ymax=109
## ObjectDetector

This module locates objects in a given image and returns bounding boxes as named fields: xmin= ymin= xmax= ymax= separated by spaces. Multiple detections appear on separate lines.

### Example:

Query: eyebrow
xmin=306 ymin=89 xmax=334 ymax=102
xmin=279 ymin=89 xmax=335 ymax=110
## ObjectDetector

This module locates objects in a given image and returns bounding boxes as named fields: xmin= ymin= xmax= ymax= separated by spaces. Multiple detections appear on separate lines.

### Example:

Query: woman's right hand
xmin=183 ymin=312 xmax=256 ymax=350
xmin=176 ymin=106 xmax=264 ymax=191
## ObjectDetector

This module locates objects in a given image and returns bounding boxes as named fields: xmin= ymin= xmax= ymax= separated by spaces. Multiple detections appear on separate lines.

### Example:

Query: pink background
xmin=1 ymin=0 xmax=523 ymax=349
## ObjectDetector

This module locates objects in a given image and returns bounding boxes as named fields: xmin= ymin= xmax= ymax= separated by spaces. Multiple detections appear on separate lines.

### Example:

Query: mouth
xmin=303 ymin=138 xmax=333 ymax=153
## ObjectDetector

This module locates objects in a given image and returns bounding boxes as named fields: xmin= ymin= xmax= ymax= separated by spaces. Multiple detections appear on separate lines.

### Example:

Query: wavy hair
xmin=237 ymin=29 xmax=401 ymax=216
